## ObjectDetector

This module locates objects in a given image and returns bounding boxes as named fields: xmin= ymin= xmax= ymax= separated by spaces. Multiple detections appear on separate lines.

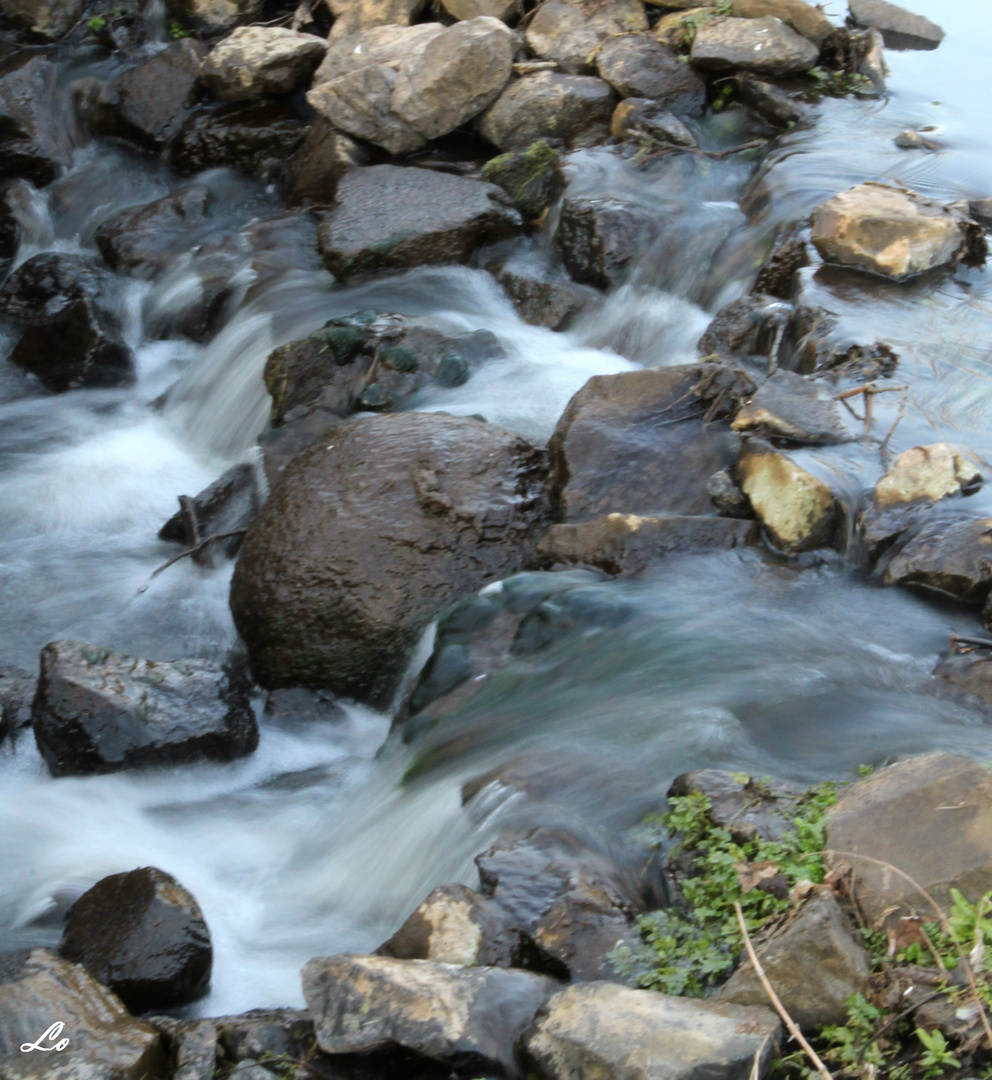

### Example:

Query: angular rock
xmin=707 ymin=468 xmax=752 ymax=518
xmin=491 ymin=260 xmax=598 ymax=329
xmin=611 ymin=99 xmax=697 ymax=146
xmin=548 ymin=366 xmax=741 ymax=522
xmin=230 ymin=412 xmax=550 ymax=705
xmin=557 ymin=197 xmax=659 ymax=289
xmin=596 ymin=34 xmax=707 ymax=116
xmin=31 ymin=640 xmax=258 ymax=777
xmin=317 ymin=166 xmax=520 ymax=281
xmin=0 ymin=0 xmax=82 ymax=37
xmin=654 ymin=7 xmax=713 ymax=50
xmin=669 ymin=769 xmax=806 ymax=843
xmin=849 ymin=0 xmax=943 ymax=50
xmin=734 ymin=72 xmax=803 ymax=128
xmin=442 ymin=0 xmax=519 ymax=21
xmin=970 ymin=198 xmax=992 ymax=228
xmin=690 ymin=16 xmax=820 ymax=76
xmin=312 ymin=23 xmax=445 ymax=83
xmin=810 ymin=182 xmax=969 ymax=280
xmin=60 ymin=867 xmax=212 ymax=1013
xmin=96 ymin=186 xmax=212 ymax=275
xmin=479 ymin=72 xmax=615 ymax=151
xmin=534 ymin=514 xmax=755 ymax=575
xmin=160 ymin=1018 xmax=218 ymax=1080
xmin=731 ymin=370 xmax=850 ymax=444
xmin=158 ymin=460 xmax=265 ymax=557
xmin=378 ymin=884 xmax=528 ymax=967
xmin=737 ymin=439 xmax=838 ymax=553
xmin=0 ymin=252 xmax=133 ymax=392
xmin=301 ymin=954 xmax=557 ymax=1073
xmin=525 ymin=0 xmax=648 ymax=74
xmin=698 ymin=293 xmax=791 ymax=359
xmin=731 ymin=0 xmax=834 ymax=47
xmin=117 ymin=40 xmax=205 ymax=149
xmin=199 ymin=27 xmax=328 ymax=103
xmin=716 ymin=890 xmax=870 ymax=1029
xmin=880 ymin=516 xmax=992 ymax=602
xmin=858 ymin=26 xmax=887 ymax=93
xmin=0 ymin=666 xmax=34 ymax=744
xmin=167 ymin=0 xmax=261 ymax=33
xmin=283 ymin=117 xmax=363 ymax=206
xmin=480 ymin=140 xmax=562 ymax=220
xmin=327 ymin=0 xmax=427 ymax=37
xmin=825 ymin=753 xmax=992 ymax=923
xmin=751 ymin=230 xmax=808 ymax=295
xmin=876 ymin=443 xmax=980 ymax=508
xmin=172 ymin=101 xmax=308 ymax=179
xmin=0 ymin=58 xmax=74 ymax=187
xmin=935 ymin=648 xmax=992 ymax=712
xmin=0 ymin=949 xmax=164 ymax=1076
xmin=524 ymin=982 xmax=780 ymax=1080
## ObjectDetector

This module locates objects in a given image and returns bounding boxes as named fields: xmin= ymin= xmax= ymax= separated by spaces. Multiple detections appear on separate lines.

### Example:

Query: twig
xmin=150 ymin=531 xmax=246 ymax=579
xmin=702 ymin=138 xmax=767 ymax=160
xmin=733 ymin=902 xmax=836 ymax=1080
xmin=750 ymin=1034 xmax=772 ymax=1080
xmin=879 ymin=397 xmax=906 ymax=457
xmin=950 ymin=633 xmax=992 ymax=652
xmin=834 ymin=382 xmax=907 ymax=401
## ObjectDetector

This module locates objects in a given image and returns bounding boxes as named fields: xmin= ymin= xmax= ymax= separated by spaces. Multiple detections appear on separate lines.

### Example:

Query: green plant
xmin=169 ymin=18 xmax=189 ymax=37
xmin=675 ymin=9 xmax=712 ymax=49
xmin=714 ymin=0 xmax=733 ymax=13
xmin=916 ymin=1028 xmax=961 ymax=1075
xmin=88 ymin=14 xmax=106 ymax=29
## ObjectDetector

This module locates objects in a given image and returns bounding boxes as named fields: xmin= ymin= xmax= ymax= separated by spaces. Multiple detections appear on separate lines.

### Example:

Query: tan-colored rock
xmin=810 ymin=183 xmax=967 ymax=280
xmin=328 ymin=0 xmax=427 ymax=38
xmin=875 ymin=443 xmax=980 ymax=507
xmin=825 ymin=753 xmax=992 ymax=924
xmin=199 ymin=27 xmax=327 ymax=102
xmin=307 ymin=64 xmax=424 ymax=155
xmin=167 ymin=0 xmax=261 ymax=33
xmin=525 ymin=0 xmax=647 ymax=74
xmin=313 ymin=23 xmax=445 ymax=84
xmin=716 ymin=891 xmax=870 ymax=1028
xmin=737 ymin=440 xmax=838 ymax=553
xmin=525 ymin=982 xmax=780 ymax=1080
xmin=0 ymin=0 xmax=81 ymax=38
xmin=655 ymin=8 xmax=712 ymax=48
xmin=690 ymin=16 xmax=819 ymax=76
xmin=442 ymin=0 xmax=520 ymax=21
xmin=731 ymin=0 xmax=834 ymax=46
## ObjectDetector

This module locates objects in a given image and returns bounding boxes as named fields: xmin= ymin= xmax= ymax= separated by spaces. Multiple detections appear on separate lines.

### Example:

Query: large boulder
xmin=810 ymin=183 xmax=971 ymax=280
xmin=0 ymin=949 xmax=164 ymax=1077
xmin=31 ymin=640 xmax=258 ymax=777
xmin=199 ymin=27 xmax=328 ymax=102
xmin=96 ymin=186 xmax=212 ymax=275
xmin=731 ymin=0 xmax=833 ymax=46
xmin=172 ymin=101 xmax=308 ymax=178
xmin=848 ymin=0 xmax=943 ymax=50
xmin=0 ymin=0 xmax=82 ymax=37
xmin=557 ymin=197 xmax=659 ymax=289
xmin=0 ymin=252 xmax=133 ymax=392
xmin=525 ymin=0 xmax=648 ymax=73
xmin=825 ymin=753 xmax=992 ymax=924
xmin=548 ymin=366 xmax=742 ymax=522
xmin=595 ymin=34 xmax=707 ymax=116
xmin=301 ymin=954 xmax=557 ymax=1073
xmin=229 ymin=411 xmax=551 ymax=706
xmin=116 ymin=40 xmax=205 ymax=149
xmin=60 ymin=867 xmax=212 ymax=1014
xmin=478 ymin=72 xmax=615 ymax=151
xmin=0 ymin=58 xmax=74 ymax=187
xmin=523 ymin=982 xmax=780 ymax=1080
xmin=312 ymin=23 xmax=445 ymax=83
xmin=316 ymin=166 xmax=521 ymax=281
xmin=166 ymin=0 xmax=261 ymax=33
xmin=690 ymin=16 xmax=820 ymax=76
xmin=327 ymin=0 xmax=427 ymax=37
xmin=880 ymin=516 xmax=992 ymax=602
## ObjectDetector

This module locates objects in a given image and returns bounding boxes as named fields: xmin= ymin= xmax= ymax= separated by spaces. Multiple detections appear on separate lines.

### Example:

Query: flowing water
xmin=3 ymin=0 xmax=992 ymax=1016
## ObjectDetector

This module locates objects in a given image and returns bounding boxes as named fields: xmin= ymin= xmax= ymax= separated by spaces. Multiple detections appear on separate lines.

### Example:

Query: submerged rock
xmin=557 ymin=197 xmax=660 ymax=288
xmin=596 ymin=34 xmax=707 ymax=116
xmin=524 ymin=0 xmax=648 ymax=74
xmin=199 ymin=27 xmax=328 ymax=102
xmin=96 ymin=186 xmax=212 ymax=275
xmin=60 ymin=867 xmax=212 ymax=1013
xmin=172 ymin=101 xmax=308 ymax=179
xmin=524 ymin=982 xmax=780 ymax=1080
xmin=317 ymin=166 xmax=520 ymax=281
xmin=0 ymin=58 xmax=74 ymax=187
xmin=490 ymin=259 xmax=598 ymax=329
xmin=31 ymin=640 xmax=258 ymax=777
xmin=690 ymin=16 xmax=820 ymax=76
xmin=810 ymin=182 xmax=970 ymax=280
xmin=731 ymin=370 xmax=850 ymax=444
xmin=848 ymin=0 xmax=943 ymax=50
xmin=230 ymin=412 xmax=550 ymax=706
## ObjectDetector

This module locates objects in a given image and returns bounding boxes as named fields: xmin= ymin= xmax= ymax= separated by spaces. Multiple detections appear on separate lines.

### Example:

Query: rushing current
xmin=2 ymin=0 xmax=992 ymax=1017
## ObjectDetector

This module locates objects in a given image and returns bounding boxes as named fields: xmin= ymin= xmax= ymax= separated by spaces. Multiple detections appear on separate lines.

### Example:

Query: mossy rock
xmin=481 ymin=140 xmax=563 ymax=221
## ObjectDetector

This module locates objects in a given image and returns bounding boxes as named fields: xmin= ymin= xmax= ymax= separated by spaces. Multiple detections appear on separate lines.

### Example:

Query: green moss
xmin=482 ymin=141 xmax=561 ymax=220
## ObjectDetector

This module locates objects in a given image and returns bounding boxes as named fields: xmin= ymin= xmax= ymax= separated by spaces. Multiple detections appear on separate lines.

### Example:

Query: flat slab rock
xmin=524 ymin=982 xmax=780 ymax=1080
xmin=848 ymin=0 xmax=944 ymax=49
xmin=731 ymin=369 xmax=851 ymax=444
xmin=880 ymin=515 xmax=992 ymax=602
xmin=690 ymin=16 xmax=820 ymax=77
xmin=317 ymin=165 xmax=521 ymax=281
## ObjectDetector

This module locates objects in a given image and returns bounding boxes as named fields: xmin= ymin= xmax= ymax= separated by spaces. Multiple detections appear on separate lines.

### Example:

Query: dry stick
xmin=733 ymin=902 xmax=836 ymax=1080
xmin=950 ymin=633 xmax=992 ymax=651
xmin=823 ymin=850 xmax=992 ymax=1051
xmin=879 ymin=397 xmax=907 ymax=456
xmin=834 ymin=382 xmax=907 ymax=402
xmin=702 ymin=138 xmax=768 ymax=160
xmin=150 ymin=531 xmax=246 ymax=579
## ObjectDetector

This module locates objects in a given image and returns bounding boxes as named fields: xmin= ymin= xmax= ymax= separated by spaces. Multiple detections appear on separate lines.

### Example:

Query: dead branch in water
xmin=149 ymin=531 xmax=246 ymax=580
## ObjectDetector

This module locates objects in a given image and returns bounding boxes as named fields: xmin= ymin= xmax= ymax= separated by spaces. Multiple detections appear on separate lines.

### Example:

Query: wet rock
xmin=731 ymin=370 xmax=850 ymax=444
xmin=826 ymin=752 xmax=992 ymax=924
xmin=752 ymin=230 xmax=808 ymax=296
xmin=669 ymin=769 xmax=806 ymax=843
xmin=327 ymin=0 xmax=426 ymax=37
xmin=557 ymin=197 xmax=659 ymax=289
xmin=970 ymin=198 xmax=992 ymax=228
xmin=172 ymin=101 xmax=308 ymax=179
xmin=317 ymin=166 xmax=520 ymax=281
xmin=698 ymin=293 xmax=790 ymax=359
xmin=312 ymin=23 xmax=445 ymax=83
xmin=596 ymin=34 xmax=707 ymax=116
xmin=158 ymin=460 xmax=265 ymax=557
xmin=610 ymin=99 xmax=697 ymax=146
xmin=0 ymin=251 xmax=133 ymax=392
xmin=96 ymin=186 xmax=211 ymax=275
xmin=523 ymin=982 xmax=780 ymax=1080
xmin=525 ymin=0 xmax=647 ymax=73
xmin=149 ymin=1008 xmax=315 ymax=1071
xmin=156 ymin=1018 xmax=217 ymax=1080
xmin=810 ymin=182 xmax=970 ymax=280
xmin=0 ymin=192 xmax=20 ymax=279
xmin=199 ymin=27 xmax=328 ymax=103
xmin=283 ymin=117 xmax=364 ymax=207
xmin=880 ymin=516 xmax=992 ymax=602
xmin=690 ymin=16 xmax=820 ymax=76
xmin=442 ymin=0 xmax=519 ymax=21
xmin=0 ymin=0 xmax=82 ymax=37
xmin=0 ymin=57 xmax=74 ymax=187
xmin=481 ymin=140 xmax=562 ymax=220
xmin=894 ymin=128 xmax=938 ymax=151
xmin=230 ymin=412 xmax=550 ymax=705
xmin=117 ymin=40 xmax=206 ymax=149
xmin=716 ymin=890 xmax=870 ymax=1028
xmin=167 ymin=0 xmax=261 ymax=33
xmin=60 ymin=867 xmax=212 ymax=1013
xmin=378 ymin=884 xmax=529 ymax=967
xmin=0 ymin=948 xmax=164 ymax=1076
xmin=737 ymin=439 xmax=838 ymax=553
xmin=478 ymin=74 xmax=615 ymax=155
xmin=534 ymin=514 xmax=755 ymax=575
xmin=858 ymin=26 xmax=887 ymax=93
xmin=301 ymin=954 xmax=557 ymax=1073
xmin=31 ymin=640 xmax=258 ymax=777
xmin=848 ymin=0 xmax=943 ymax=50
xmin=707 ymin=468 xmax=752 ymax=518
xmin=877 ymin=443 xmax=980 ymax=509
xmin=490 ymin=260 xmax=598 ymax=329
xmin=549 ymin=366 xmax=741 ymax=522
xmin=935 ymin=648 xmax=992 ymax=712
xmin=731 ymin=0 xmax=833 ymax=47
xmin=0 ymin=665 xmax=34 ymax=744
xmin=734 ymin=72 xmax=803 ymax=129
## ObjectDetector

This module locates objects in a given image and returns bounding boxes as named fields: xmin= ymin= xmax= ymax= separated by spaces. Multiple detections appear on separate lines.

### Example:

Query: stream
xmin=3 ymin=0 xmax=992 ymax=1017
